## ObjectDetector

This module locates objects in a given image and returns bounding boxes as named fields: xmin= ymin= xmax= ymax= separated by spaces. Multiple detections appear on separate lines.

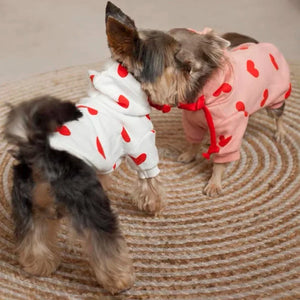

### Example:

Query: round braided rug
xmin=0 ymin=62 xmax=299 ymax=300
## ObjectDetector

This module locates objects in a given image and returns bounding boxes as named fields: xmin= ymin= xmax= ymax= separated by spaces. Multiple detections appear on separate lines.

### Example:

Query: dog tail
xmin=4 ymin=95 xmax=82 ymax=157
xmin=221 ymin=32 xmax=258 ymax=48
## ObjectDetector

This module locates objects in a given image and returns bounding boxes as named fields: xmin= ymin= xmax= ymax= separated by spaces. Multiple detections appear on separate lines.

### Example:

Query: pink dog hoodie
xmin=181 ymin=42 xmax=291 ymax=163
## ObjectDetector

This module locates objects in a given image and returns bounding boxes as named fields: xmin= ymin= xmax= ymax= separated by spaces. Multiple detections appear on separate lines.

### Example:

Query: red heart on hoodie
xmin=77 ymin=105 xmax=98 ymax=115
xmin=213 ymin=83 xmax=232 ymax=97
xmin=236 ymin=101 xmax=249 ymax=117
xmin=285 ymin=83 xmax=292 ymax=99
xmin=233 ymin=45 xmax=249 ymax=51
xmin=130 ymin=153 xmax=147 ymax=165
xmin=219 ymin=135 xmax=232 ymax=147
xmin=56 ymin=125 xmax=71 ymax=136
xmin=260 ymin=89 xmax=269 ymax=107
xmin=96 ymin=137 xmax=106 ymax=159
xmin=117 ymin=64 xmax=129 ymax=78
xmin=117 ymin=95 xmax=129 ymax=108
xmin=121 ymin=126 xmax=131 ymax=143
xmin=247 ymin=60 xmax=259 ymax=78
xmin=269 ymin=54 xmax=279 ymax=70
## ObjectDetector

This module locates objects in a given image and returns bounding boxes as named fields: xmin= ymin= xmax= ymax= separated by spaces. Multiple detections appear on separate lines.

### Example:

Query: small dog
xmin=4 ymin=1 xmax=292 ymax=294
xmin=3 ymin=2 xmax=175 ymax=294
xmin=104 ymin=2 xmax=291 ymax=196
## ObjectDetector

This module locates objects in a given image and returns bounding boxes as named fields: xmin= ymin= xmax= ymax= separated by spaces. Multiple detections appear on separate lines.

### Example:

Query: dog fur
xmin=104 ymin=2 xmax=288 ymax=196
xmin=4 ymin=2 xmax=289 ymax=295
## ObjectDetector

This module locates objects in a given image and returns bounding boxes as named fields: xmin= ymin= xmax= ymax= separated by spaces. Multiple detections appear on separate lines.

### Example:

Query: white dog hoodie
xmin=49 ymin=62 xmax=160 ymax=179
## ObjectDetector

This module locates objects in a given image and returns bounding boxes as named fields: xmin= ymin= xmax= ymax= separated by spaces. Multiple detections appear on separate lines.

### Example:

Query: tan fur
xmin=204 ymin=162 xmax=227 ymax=196
xmin=177 ymin=143 xmax=202 ymax=163
xmin=17 ymin=215 xmax=60 ymax=276
xmin=83 ymin=229 xmax=135 ymax=294
xmin=97 ymin=173 xmax=112 ymax=192
xmin=141 ymin=67 xmax=189 ymax=107
xmin=131 ymin=175 xmax=164 ymax=215
xmin=274 ymin=115 xmax=286 ymax=142
xmin=16 ymin=169 xmax=61 ymax=276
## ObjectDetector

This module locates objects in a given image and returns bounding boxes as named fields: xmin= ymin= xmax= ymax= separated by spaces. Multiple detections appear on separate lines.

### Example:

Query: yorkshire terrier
xmin=3 ymin=1 xmax=175 ymax=294
xmin=103 ymin=2 xmax=291 ymax=196
xmin=4 ymin=1 xmax=292 ymax=295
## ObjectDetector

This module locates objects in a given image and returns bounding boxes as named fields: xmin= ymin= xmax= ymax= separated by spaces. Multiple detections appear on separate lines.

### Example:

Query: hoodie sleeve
xmin=127 ymin=130 xmax=160 ymax=179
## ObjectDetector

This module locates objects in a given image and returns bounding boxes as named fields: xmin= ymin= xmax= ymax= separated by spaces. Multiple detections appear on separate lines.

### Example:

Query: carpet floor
xmin=0 ymin=62 xmax=299 ymax=299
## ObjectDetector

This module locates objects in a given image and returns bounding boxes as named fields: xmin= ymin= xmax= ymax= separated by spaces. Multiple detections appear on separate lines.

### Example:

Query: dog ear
xmin=202 ymin=31 xmax=230 ymax=65
xmin=105 ymin=2 xmax=139 ymax=62
xmin=105 ymin=2 xmax=136 ymax=29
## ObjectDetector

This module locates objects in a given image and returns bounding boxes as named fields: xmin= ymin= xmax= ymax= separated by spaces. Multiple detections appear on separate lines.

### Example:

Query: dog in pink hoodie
xmin=176 ymin=35 xmax=291 ymax=196
xmin=147 ymin=29 xmax=291 ymax=196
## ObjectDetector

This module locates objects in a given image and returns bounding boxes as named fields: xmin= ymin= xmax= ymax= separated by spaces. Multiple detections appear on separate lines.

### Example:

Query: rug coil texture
xmin=0 ymin=62 xmax=299 ymax=300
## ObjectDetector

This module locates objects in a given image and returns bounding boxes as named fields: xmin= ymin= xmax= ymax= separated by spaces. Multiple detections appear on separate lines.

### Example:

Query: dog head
xmin=105 ymin=2 xmax=230 ymax=106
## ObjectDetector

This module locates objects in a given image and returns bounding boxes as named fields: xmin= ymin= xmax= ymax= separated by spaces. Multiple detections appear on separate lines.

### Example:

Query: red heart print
xmin=130 ymin=153 xmax=147 ymax=165
xmin=96 ymin=137 xmax=106 ymax=159
xmin=113 ymin=163 xmax=116 ymax=170
xmin=247 ymin=60 xmax=259 ymax=78
xmin=213 ymin=83 xmax=232 ymax=97
xmin=117 ymin=64 xmax=129 ymax=78
xmin=117 ymin=95 xmax=129 ymax=108
xmin=233 ymin=45 xmax=249 ymax=51
xmin=56 ymin=125 xmax=71 ymax=136
xmin=77 ymin=105 xmax=98 ymax=115
xmin=202 ymin=152 xmax=210 ymax=160
xmin=146 ymin=114 xmax=151 ymax=120
xmin=285 ymin=83 xmax=292 ymax=99
xmin=260 ymin=89 xmax=269 ymax=107
xmin=219 ymin=135 xmax=232 ymax=147
xmin=236 ymin=101 xmax=248 ymax=117
xmin=89 ymin=74 xmax=95 ymax=82
xmin=236 ymin=101 xmax=245 ymax=111
xmin=121 ymin=126 xmax=131 ymax=143
xmin=269 ymin=54 xmax=279 ymax=70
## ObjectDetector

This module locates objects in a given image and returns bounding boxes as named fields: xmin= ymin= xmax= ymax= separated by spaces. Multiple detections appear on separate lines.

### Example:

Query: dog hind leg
xmin=266 ymin=102 xmax=286 ymax=142
xmin=12 ymin=163 xmax=60 ymax=276
xmin=49 ymin=154 xmax=134 ymax=294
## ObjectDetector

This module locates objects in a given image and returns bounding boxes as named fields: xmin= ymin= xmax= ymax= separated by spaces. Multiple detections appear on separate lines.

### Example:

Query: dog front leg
xmin=178 ymin=143 xmax=202 ymax=163
xmin=131 ymin=175 xmax=164 ymax=215
xmin=204 ymin=162 xmax=227 ymax=196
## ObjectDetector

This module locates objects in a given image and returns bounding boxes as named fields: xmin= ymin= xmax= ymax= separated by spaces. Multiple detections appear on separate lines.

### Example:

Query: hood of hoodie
xmin=84 ymin=61 xmax=151 ymax=116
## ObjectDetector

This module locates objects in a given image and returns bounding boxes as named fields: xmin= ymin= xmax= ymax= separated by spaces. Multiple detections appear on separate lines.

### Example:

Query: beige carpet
xmin=0 ymin=62 xmax=299 ymax=299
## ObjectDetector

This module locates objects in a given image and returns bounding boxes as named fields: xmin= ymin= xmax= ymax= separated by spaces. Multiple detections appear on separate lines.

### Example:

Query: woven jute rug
xmin=0 ymin=62 xmax=299 ymax=300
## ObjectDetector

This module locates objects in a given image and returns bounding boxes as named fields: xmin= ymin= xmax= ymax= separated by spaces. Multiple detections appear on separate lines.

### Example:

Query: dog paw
xmin=132 ymin=190 xmax=163 ymax=215
xmin=90 ymin=235 xmax=135 ymax=294
xmin=131 ymin=177 xmax=164 ymax=215
xmin=177 ymin=151 xmax=196 ymax=163
xmin=100 ymin=264 xmax=135 ymax=295
xmin=274 ymin=129 xmax=286 ymax=142
xmin=204 ymin=181 xmax=223 ymax=197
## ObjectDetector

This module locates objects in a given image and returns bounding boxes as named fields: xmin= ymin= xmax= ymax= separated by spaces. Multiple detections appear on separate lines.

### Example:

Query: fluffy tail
xmin=4 ymin=95 xmax=82 ymax=160
xmin=221 ymin=32 xmax=258 ymax=48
